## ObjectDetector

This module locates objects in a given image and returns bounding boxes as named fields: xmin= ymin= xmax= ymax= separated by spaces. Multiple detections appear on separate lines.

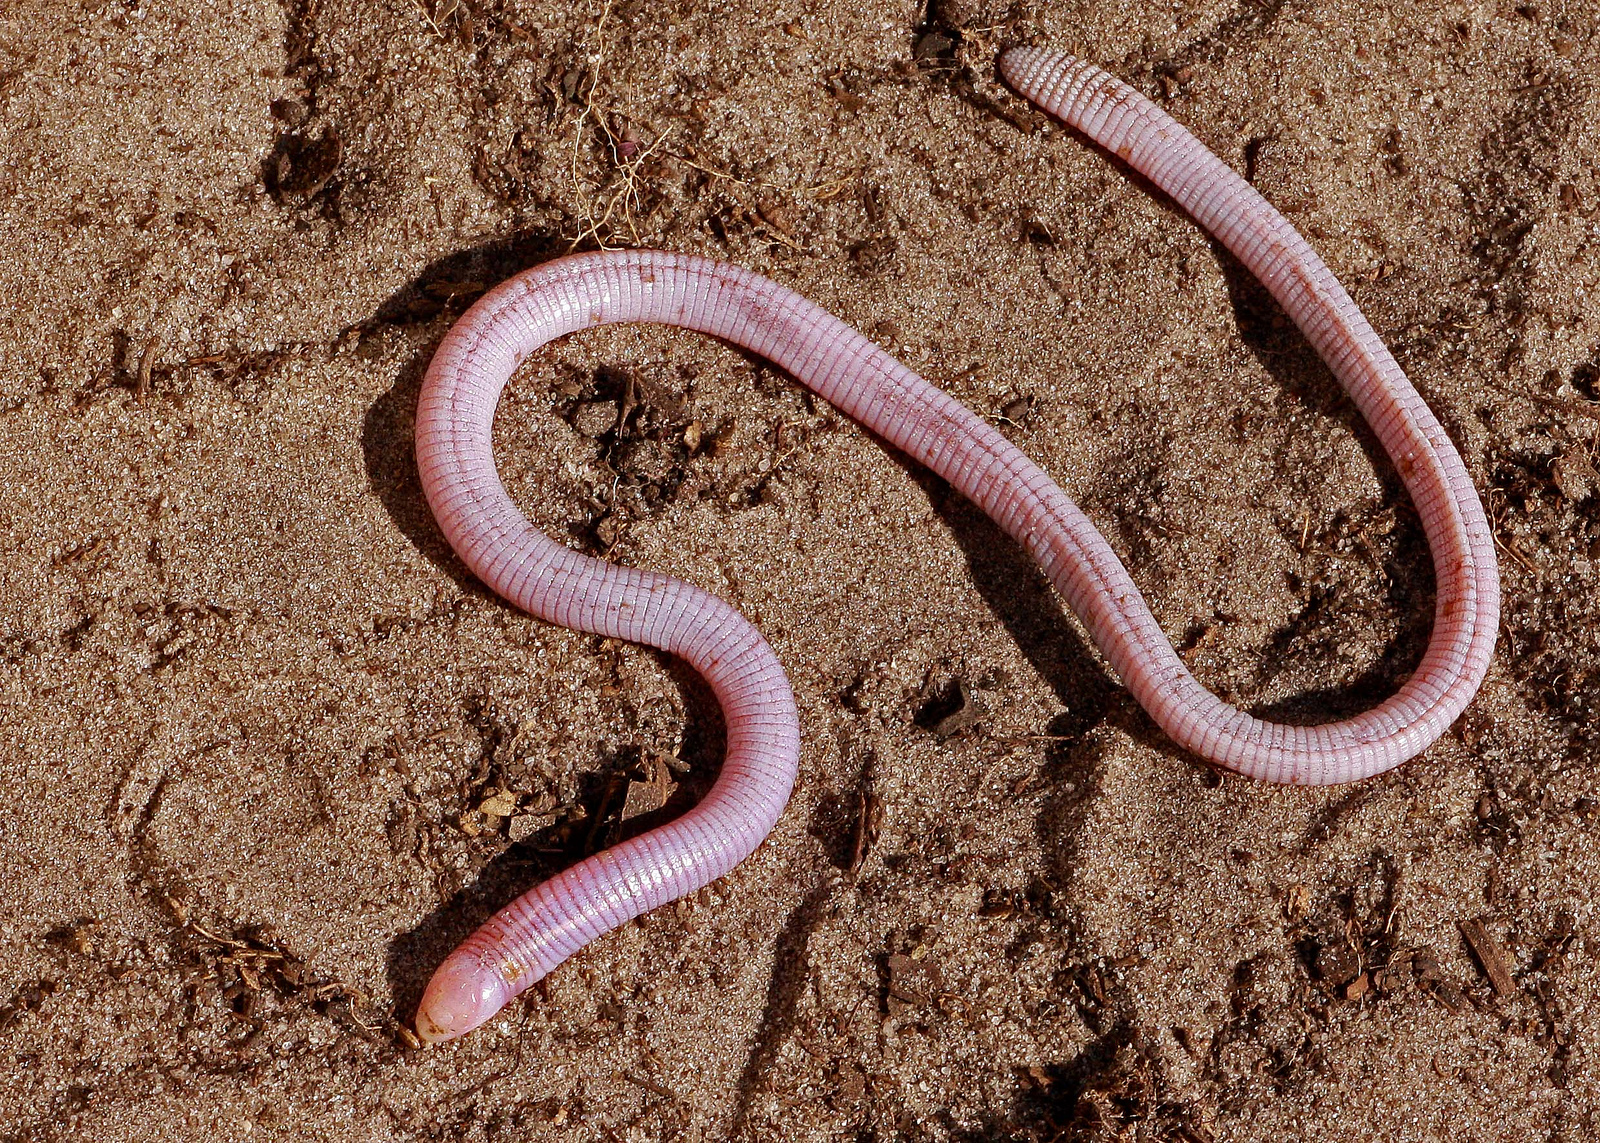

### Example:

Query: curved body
xmin=410 ymin=48 xmax=1498 ymax=1043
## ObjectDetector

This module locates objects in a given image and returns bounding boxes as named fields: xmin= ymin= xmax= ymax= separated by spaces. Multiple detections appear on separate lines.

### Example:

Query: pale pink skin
xmin=411 ymin=48 xmax=1498 ymax=1043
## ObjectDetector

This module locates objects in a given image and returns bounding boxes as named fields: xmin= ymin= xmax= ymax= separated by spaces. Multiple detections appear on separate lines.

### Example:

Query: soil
xmin=2 ymin=0 xmax=1598 ymax=1140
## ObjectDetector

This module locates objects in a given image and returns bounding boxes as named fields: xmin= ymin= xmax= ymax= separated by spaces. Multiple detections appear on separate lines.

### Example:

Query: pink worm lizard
xmin=410 ymin=47 xmax=1499 ymax=1042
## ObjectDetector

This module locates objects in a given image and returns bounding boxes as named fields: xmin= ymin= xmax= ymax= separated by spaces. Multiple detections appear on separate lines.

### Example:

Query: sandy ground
xmin=1 ymin=0 xmax=1598 ymax=1139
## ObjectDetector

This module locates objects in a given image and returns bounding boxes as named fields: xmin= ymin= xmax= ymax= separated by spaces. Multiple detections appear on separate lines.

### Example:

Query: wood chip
xmin=1460 ymin=917 xmax=1515 ymax=996
xmin=136 ymin=335 xmax=162 ymax=403
xmin=886 ymin=953 xmax=943 ymax=1009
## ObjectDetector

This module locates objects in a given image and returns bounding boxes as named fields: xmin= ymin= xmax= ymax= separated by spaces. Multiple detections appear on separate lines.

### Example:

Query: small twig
xmin=413 ymin=0 xmax=445 ymax=37
xmin=1491 ymin=529 xmax=1538 ymax=575
xmin=620 ymin=1071 xmax=678 ymax=1101
xmin=184 ymin=917 xmax=247 ymax=949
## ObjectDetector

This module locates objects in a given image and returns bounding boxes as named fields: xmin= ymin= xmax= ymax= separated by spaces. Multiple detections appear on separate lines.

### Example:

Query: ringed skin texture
xmin=409 ymin=48 xmax=1499 ymax=1043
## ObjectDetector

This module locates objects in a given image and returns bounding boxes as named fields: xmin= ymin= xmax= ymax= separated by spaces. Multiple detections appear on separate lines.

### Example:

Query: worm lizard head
xmin=414 ymin=949 xmax=511 ymax=1044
